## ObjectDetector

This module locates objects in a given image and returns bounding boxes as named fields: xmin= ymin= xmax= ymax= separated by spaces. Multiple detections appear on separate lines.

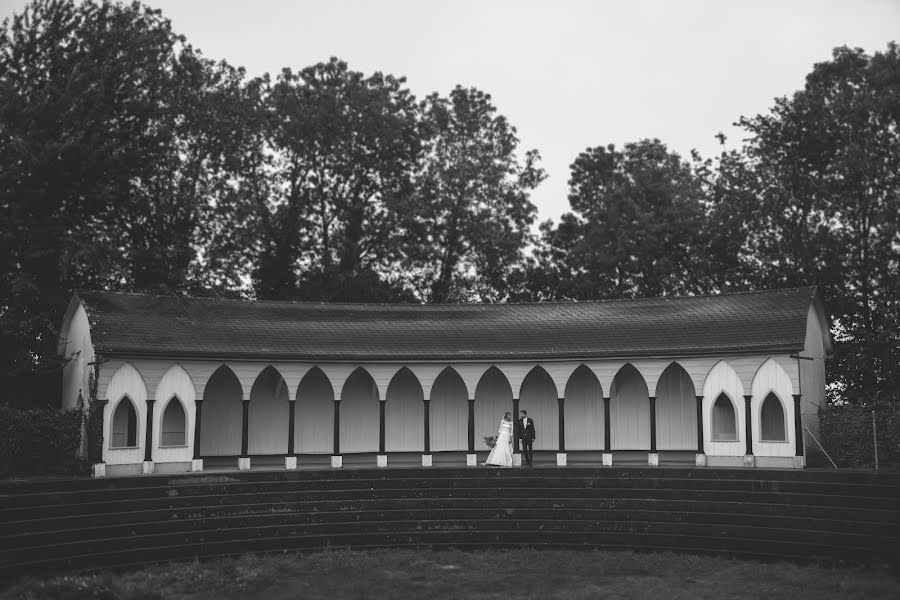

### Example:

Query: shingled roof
xmin=73 ymin=287 xmax=824 ymax=361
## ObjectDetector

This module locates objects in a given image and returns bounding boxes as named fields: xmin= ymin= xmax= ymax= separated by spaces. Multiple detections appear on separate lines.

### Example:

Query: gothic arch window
xmin=712 ymin=393 xmax=738 ymax=441
xmin=161 ymin=397 xmax=187 ymax=446
xmin=111 ymin=397 xmax=138 ymax=448
xmin=760 ymin=392 xmax=787 ymax=441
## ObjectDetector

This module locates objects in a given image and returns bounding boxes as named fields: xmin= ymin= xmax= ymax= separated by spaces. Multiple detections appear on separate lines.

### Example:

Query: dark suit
xmin=518 ymin=417 xmax=536 ymax=465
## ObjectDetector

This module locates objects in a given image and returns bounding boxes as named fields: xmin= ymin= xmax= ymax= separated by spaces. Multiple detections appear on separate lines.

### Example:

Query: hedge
xmin=819 ymin=403 xmax=900 ymax=468
xmin=0 ymin=406 xmax=83 ymax=477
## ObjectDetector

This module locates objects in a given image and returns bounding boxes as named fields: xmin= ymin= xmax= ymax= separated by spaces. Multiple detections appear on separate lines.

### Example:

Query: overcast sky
xmin=2 ymin=0 xmax=897 ymax=224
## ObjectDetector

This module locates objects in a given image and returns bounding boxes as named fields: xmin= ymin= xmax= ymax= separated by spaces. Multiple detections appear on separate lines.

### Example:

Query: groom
xmin=518 ymin=410 xmax=536 ymax=466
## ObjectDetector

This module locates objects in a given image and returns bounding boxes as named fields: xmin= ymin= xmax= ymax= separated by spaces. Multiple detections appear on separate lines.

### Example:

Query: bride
xmin=484 ymin=412 xmax=513 ymax=467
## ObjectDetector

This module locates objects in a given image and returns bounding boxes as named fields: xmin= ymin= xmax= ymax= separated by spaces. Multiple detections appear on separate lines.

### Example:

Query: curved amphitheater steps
xmin=1 ymin=467 xmax=898 ymax=580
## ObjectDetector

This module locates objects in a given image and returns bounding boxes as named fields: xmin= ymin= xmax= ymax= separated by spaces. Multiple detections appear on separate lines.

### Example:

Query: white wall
xmin=519 ymin=367 xmax=559 ymax=451
xmin=385 ymin=368 xmax=423 ymax=452
xmin=296 ymin=367 xmax=334 ymax=454
xmin=59 ymin=299 xmax=94 ymax=411
xmin=610 ymin=364 xmax=650 ymax=450
xmin=248 ymin=367 xmax=290 ymax=455
xmin=563 ymin=365 xmax=604 ymax=450
xmin=474 ymin=367 xmax=513 ymax=452
xmin=751 ymin=359 xmax=795 ymax=457
xmin=655 ymin=364 xmax=697 ymax=450
xmin=429 ymin=368 xmax=468 ymax=451
xmin=340 ymin=369 xmax=379 ymax=453
xmin=102 ymin=363 xmax=147 ymax=465
xmin=152 ymin=364 xmax=196 ymax=464
xmin=702 ymin=361 xmax=746 ymax=456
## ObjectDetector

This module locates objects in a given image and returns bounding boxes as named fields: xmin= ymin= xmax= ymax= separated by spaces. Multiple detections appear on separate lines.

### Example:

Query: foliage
xmin=819 ymin=403 xmax=900 ymax=468
xmin=402 ymin=87 xmax=544 ymax=302
xmin=483 ymin=435 xmax=496 ymax=448
xmin=526 ymin=139 xmax=708 ymax=301
xmin=0 ymin=406 xmax=82 ymax=477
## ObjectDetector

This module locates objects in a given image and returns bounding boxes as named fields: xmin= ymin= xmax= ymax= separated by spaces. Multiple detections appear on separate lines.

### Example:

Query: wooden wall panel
xmin=519 ymin=367 xmax=559 ymax=451
xmin=656 ymin=364 xmax=697 ymax=450
xmin=295 ymin=368 xmax=333 ymax=454
xmin=60 ymin=301 xmax=94 ymax=411
xmin=702 ymin=361 xmax=746 ymax=456
xmin=474 ymin=368 xmax=513 ymax=452
xmin=153 ymin=364 xmax=196 ymax=464
xmin=385 ymin=368 xmax=424 ymax=452
xmin=429 ymin=368 xmax=468 ymax=452
xmin=340 ymin=369 xmax=379 ymax=453
xmin=610 ymin=365 xmax=650 ymax=450
xmin=801 ymin=305 xmax=828 ymax=440
xmin=200 ymin=367 xmax=242 ymax=456
xmin=248 ymin=367 xmax=290 ymax=455
xmin=751 ymin=359 xmax=794 ymax=457
xmin=563 ymin=365 xmax=603 ymax=450
xmin=103 ymin=363 xmax=148 ymax=465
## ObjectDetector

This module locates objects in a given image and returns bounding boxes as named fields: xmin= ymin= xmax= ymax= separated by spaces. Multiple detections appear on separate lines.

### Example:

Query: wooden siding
xmin=248 ymin=367 xmax=290 ymax=455
xmin=474 ymin=367 xmax=513 ymax=452
xmin=103 ymin=363 xmax=147 ymax=465
xmin=519 ymin=367 xmax=559 ymax=451
xmin=610 ymin=364 xmax=650 ymax=450
xmin=801 ymin=305 xmax=828 ymax=442
xmin=563 ymin=365 xmax=604 ymax=450
xmin=153 ymin=364 xmax=196 ymax=464
xmin=385 ymin=368 xmax=424 ymax=452
xmin=60 ymin=299 xmax=94 ymax=411
xmin=428 ymin=368 xmax=468 ymax=452
xmin=702 ymin=361 xmax=746 ymax=456
xmin=295 ymin=367 xmax=334 ymax=454
xmin=200 ymin=366 xmax=242 ymax=456
xmin=751 ymin=358 xmax=794 ymax=457
xmin=655 ymin=363 xmax=697 ymax=450
xmin=340 ymin=369 xmax=379 ymax=453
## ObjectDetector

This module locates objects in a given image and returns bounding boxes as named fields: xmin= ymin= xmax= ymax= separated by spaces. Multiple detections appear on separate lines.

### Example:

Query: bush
xmin=819 ymin=403 xmax=900 ymax=468
xmin=0 ymin=406 xmax=83 ymax=477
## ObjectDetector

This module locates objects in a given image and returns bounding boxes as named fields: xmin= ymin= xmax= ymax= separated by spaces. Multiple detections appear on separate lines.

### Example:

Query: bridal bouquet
xmin=483 ymin=436 xmax=497 ymax=448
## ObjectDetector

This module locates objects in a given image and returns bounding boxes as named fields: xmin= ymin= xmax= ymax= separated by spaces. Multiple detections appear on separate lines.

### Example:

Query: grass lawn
xmin=2 ymin=549 xmax=897 ymax=600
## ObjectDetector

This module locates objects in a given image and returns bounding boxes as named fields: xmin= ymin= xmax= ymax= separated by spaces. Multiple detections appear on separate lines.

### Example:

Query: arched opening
xmin=386 ymin=367 xmax=424 ymax=452
xmin=712 ymin=393 xmax=738 ymax=441
xmin=160 ymin=397 xmax=186 ymax=446
xmin=201 ymin=366 xmax=243 ymax=456
xmin=655 ymin=363 xmax=697 ymax=450
xmin=111 ymin=396 xmax=138 ymax=448
xmin=563 ymin=365 xmax=603 ymax=450
xmin=610 ymin=364 xmax=650 ymax=450
xmin=474 ymin=367 xmax=512 ymax=453
xmin=296 ymin=367 xmax=334 ymax=454
xmin=760 ymin=392 xmax=787 ymax=441
xmin=248 ymin=366 xmax=289 ymax=455
xmin=340 ymin=367 xmax=379 ymax=453
xmin=519 ymin=366 xmax=558 ymax=451
xmin=429 ymin=367 xmax=468 ymax=452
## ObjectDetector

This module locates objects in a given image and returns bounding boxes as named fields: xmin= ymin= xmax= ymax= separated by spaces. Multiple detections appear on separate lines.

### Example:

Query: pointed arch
xmin=474 ymin=366 xmax=513 ymax=453
xmin=429 ymin=366 xmax=468 ymax=451
xmin=248 ymin=365 xmax=289 ymax=455
xmin=200 ymin=365 xmax=243 ymax=456
xmin=519 ymin=365 xmax=558 ymax=451
xmin=110 ymin=395 xmax=138 ymax=448
xmin=295 ymin=366 xmax=334 ymax=454
xmin=610 ymin=363 xmax=650 ymax=450
xmin=564 ymin=364 xmax=604 ymax=450
xmin=751 ymin=358 xmax=794 ymax=452
xmin=760 ymin=392 xmax=787 ymax=441
xmin=160 ymin=395 xmax=187 ymax=446
xmin=655 ymin=362 xmax=697 ymax=450
xmin=702 ymin=360 xmax=746 ymax=455
xmin=385 ymin=367 xmax=424 ymax=452
xmin=106 ymin=362 xmax=148 ymax=405
xmin=341 ymin=367 xmax=379 ymax=453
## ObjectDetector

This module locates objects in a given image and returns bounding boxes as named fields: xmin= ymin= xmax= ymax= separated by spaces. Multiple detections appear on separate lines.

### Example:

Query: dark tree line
xmin=1 ymin=0 xmax=897 ymax=409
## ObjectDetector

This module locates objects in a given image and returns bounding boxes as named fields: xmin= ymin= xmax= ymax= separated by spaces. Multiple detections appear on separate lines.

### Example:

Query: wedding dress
xmin=484 ymin=419 xmax=513 ymax=467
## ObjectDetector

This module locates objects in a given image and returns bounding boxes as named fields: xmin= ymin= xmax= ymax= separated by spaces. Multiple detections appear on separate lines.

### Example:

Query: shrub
xmin=0 ymin=406 xmax=83 ymax=477
xmin=819 ymin=403 xmax=900 ymax=468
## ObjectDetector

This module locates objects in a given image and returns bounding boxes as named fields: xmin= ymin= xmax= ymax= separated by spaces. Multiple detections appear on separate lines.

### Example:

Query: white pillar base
xmin=285 ymin=456 xmax=297 ymax=470
xmin=695 ymin=453 xmax=706 ymax=467
xmin=648 ymin=452 xmax=659 ymax=466
xmin=602 ymin=453 xmax=613 ymax=466
xmin=422 ymin=454 xmax=432 ymax=467
xmin=792 ymin=456 xmax=805 ymax=468
xmin=331 ymin=455 xmax=343 ymax=468
xmin=191 ymin=458 xmax=203 ymax=472
xmin=377 ymin=454 xmax=388 ymax=468
xmin=743 ymin=455 xmax=756 ymax=467
xmin=91 ymin=463 xmax=106 ymax=478
xmin=556 ymin=453 xmax=567 ymax=466
xmin=141 ymin=461 xmax=155 ymax=474
xmin=512 ymin=453 xmax=522 ymax=466
xmin=466 ymin=453 xmax=477 ymax=466
xmin=238 ymin=457 xmax=251 ymax=470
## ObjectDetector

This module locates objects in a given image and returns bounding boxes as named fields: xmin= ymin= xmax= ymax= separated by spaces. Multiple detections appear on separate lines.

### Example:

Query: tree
xmin=711 ymin=43 xmax=900 ymax=406
xmin=402 ymin=86 xmax=544 ymax=302
xmin=532 ymin=139 xmax=708 ymax=300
